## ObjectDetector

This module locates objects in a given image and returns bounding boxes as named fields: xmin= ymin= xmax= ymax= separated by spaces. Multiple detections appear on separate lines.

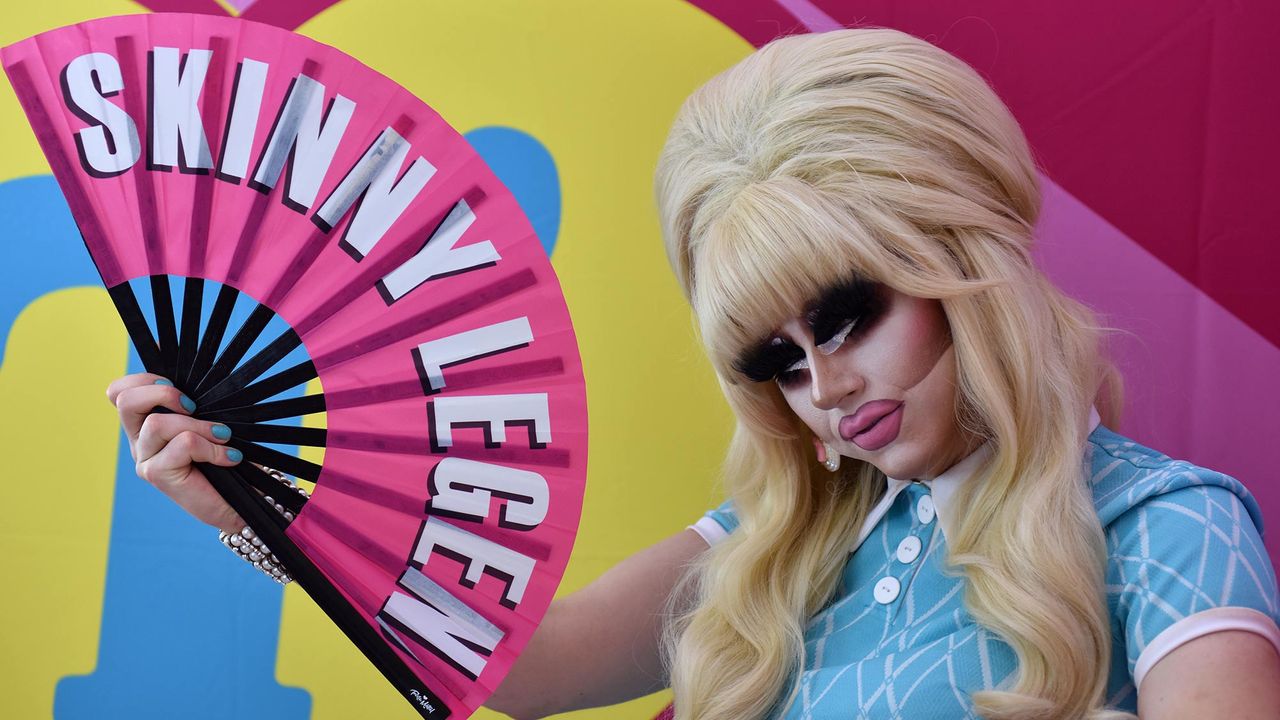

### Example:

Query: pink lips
xmin=839 ymin=400 xmax=905 ymax=451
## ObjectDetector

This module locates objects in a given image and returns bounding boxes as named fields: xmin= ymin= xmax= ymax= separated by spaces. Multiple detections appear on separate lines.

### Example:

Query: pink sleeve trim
xmin=1134 ymin=606 xmax=1280 ymax=689
xmin=688 ymin=516 xmax=729 ymax=547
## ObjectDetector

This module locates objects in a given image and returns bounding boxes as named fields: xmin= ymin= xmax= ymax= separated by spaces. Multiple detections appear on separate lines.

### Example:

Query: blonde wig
xmin=655 ymin=28 xmax=1129 ymax=720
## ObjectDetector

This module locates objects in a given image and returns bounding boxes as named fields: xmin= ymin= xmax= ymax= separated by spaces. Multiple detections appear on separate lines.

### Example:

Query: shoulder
xmin=1085 ymin=423 xmax=1266 ymax=537
xmin=1087 ymin=424 xmax=1280 ymax=687
xmin=689 ymin=498 xmax=738 ymax=546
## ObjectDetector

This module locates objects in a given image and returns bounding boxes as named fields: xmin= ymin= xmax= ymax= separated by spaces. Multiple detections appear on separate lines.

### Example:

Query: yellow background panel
xmin=0 ymin=288 xmax=128 ymax=717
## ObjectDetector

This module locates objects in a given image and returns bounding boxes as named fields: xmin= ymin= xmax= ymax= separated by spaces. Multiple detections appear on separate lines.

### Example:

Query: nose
xmin=807 ymin=349 xmax=863 ymax=411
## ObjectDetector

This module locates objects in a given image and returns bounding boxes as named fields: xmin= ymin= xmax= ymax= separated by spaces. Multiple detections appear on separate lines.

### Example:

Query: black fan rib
xmin=176 ymin=277 xmax=205 ymax=385
xmin=201 ymin=463 xmax=451 ymax=719
xmin=107 ymin=283 xmax=164 ymax=373
xmin=150 ymin=275 xmax=180 ymax=380
xmin=193 ymin=302 xmax=275 ymax=396
xmin=201 ymin=394 xmax=327 ymax=423
xmin=227 ymin=438 xmax=323 ymax=484
xmin=196 ymin=328 xmax=303 ymax=406
xmin=199 ymin=360 xmax=319 ymax=412
xmin=187 ymin=283 xmax=240 ymax=388
xmin=224 ymin=422 xmax=326 ymax=448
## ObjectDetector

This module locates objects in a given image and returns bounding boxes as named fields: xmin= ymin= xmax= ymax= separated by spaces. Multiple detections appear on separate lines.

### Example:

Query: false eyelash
xmin=733 ymin=275 xmax=885 ymax=385
xmin=774 ymin=362 xmax=810 ymax=387
xmin=816 ymin=319 xmax=857 ymax=355
xmin=808 ymin=274 xmax=885 ymax=348
xmin=734 ymin=339 xmax=805 ymax=384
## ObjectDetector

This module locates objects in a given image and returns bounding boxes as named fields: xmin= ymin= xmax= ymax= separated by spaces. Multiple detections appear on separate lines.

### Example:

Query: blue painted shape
xmin=54 ymin=347 xmax=311 ymax=720
xmin=0 ymin=176 xmax=309 ymax=719
xmin=464 ymin=127 xmax=561 ymax=258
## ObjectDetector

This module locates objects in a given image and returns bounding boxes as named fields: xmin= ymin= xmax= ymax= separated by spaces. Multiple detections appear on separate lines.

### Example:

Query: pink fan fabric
xmin=2 ymin=13 xmax=586 ymax=719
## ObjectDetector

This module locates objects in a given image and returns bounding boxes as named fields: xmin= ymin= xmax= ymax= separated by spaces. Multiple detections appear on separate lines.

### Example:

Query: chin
xmin=861 ymin=444 xmax=922 ymax=481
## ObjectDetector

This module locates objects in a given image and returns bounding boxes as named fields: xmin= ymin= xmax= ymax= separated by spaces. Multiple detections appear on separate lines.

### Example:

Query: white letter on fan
xmin=62 ymin=52 xmax=141 ymax=175
xmin=377 ymin=199 xmax=500 ymax=302
xmin=412 ymin=516 xmax=536 ymax=607
xmin=431 ymin=457 xmax=549 ymax=529
xmin=150 ymin=46 xmax=213 ymax=170
xmin=217 ymin=59 xmax=268 ymax=181
xmin=314 ymin=127 xmax=437 ymax=257
xmin=431 ymin=393 xmax=551 ymax=449
xmin=379 ymin=566 xmax=505 ymax=680
xmin=252 ymin=73 xmax=355 ymax=210
xmin=414 ymin=317 xmax=533 ymax=392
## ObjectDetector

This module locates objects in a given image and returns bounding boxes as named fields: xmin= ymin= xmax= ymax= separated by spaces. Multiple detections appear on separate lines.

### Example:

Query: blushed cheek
xmin=898 ymin=343 xmax=959 ymax=468
xmin=896 ymin=300 xmax=953 ymax=392
xmin=910 ymin=344 xmax=957 ymax=401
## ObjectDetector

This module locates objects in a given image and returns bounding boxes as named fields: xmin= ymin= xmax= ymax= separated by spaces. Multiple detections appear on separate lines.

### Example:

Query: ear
xmin=812 ymin=435 xmax=827 ymax=464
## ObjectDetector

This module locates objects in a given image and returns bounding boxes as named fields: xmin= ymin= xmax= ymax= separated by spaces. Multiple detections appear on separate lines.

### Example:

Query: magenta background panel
xmin=1036 ymin=179 xmax=1280 ymax=558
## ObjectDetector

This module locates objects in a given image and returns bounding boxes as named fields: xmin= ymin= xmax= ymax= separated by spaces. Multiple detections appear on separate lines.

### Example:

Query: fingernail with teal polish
xmin=153 ymin=378 xmax=173 ymax=387
xmin=212 ymin=424 xmax=232 ymax=441
xmin=227 ymin=448 xmax=243 ymax=464
xmin=180 ymin=394 xmax=196 ymax=413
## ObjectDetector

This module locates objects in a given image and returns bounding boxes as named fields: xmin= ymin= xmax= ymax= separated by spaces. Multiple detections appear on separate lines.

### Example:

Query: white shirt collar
xmin=849 ymin=406 xmax=1102 ymax=553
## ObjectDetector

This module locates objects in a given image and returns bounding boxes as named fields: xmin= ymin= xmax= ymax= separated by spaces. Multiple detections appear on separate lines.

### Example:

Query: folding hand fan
xmin=2 ymin=13 xmax=587 ymax=719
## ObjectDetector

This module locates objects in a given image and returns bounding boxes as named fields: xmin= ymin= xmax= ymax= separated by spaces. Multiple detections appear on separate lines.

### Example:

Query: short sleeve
xmin=1107 ymin=482 xmax=1280 ymax=688
xmin=688 ymin=499 xmax=738 ymax=546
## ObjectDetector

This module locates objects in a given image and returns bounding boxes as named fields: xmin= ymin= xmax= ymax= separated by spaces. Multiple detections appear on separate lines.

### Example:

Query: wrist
xmin=217 ymin=517 xmax=245 ymax=536
xmin=219 ymin=526 xmax=292 ymax=584
xmin=213 ymin=466 xmax=309 ymax=584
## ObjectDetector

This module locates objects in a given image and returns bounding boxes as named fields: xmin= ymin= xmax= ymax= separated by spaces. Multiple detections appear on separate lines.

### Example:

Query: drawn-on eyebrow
xmin=734 ymin=336 xmax=804 ymax=383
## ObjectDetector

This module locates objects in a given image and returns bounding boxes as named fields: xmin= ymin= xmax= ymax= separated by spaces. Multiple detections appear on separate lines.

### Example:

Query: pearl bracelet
xmin=219 ymin=525 xmax=293 ymax=584
xmin=217 ymin=466 xmax=310 ymax=584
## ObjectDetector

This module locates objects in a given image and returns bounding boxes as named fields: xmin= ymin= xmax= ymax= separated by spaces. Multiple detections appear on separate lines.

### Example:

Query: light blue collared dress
xmin=689 ymin=414 xmax=1280 ymax=718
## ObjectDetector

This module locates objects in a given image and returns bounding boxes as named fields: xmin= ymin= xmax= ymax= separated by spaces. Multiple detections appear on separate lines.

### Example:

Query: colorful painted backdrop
xmin=1 ymin=2 xmax=1275 ymax=719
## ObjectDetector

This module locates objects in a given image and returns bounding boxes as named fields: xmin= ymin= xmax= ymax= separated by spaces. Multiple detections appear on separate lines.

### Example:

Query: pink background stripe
xmin=1036 ymin=178 xmax=1280 ymax=556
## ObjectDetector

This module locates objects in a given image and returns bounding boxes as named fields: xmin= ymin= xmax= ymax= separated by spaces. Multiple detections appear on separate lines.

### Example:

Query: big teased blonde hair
xmin=655 ymin=28 xmax=1129 ymax=720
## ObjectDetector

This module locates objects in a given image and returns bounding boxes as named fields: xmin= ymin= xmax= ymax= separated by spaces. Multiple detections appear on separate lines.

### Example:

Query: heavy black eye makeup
xmin=808 ymin=274 xmax=886 ymax=350
xmin=735 ymin=337 xmax=806 ymax=384
xmin=733 ymin=273 xmax=887 ymax=386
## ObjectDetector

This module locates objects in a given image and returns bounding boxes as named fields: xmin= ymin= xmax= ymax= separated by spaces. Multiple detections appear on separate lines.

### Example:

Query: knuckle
xmin=171 ymin=431 xmax=194 ymax=452
xmin=139 ymin=413 xmax=162 ymax=438
xmin=173 ymin=431 xmax=201 ymax=454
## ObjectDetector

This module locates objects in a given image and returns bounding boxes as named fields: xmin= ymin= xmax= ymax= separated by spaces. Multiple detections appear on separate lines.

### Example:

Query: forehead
xmin=689 ymin=189 xmax=890 ymax=370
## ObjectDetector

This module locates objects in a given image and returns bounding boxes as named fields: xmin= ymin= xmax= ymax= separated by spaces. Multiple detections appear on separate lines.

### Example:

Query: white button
xmin=873 ymin=576 xmax=900 ymax=604
xmin=895 ymin=535 xmax=922 ymax=563
xmin=916 ymin=494 xmax=935 ymax=524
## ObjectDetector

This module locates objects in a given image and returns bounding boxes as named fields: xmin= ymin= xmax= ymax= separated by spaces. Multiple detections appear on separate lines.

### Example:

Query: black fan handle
xmin=200 ymin=463 xmax=453 ymax=720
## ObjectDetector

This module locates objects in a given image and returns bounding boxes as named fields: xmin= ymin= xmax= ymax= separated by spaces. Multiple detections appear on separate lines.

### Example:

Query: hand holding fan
xmin=2 ymin=13 xmax=587 ymax=719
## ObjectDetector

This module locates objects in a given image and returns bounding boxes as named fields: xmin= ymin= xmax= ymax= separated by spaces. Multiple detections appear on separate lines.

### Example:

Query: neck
xmin=917 ymin=427 xmax=987 ymax=482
